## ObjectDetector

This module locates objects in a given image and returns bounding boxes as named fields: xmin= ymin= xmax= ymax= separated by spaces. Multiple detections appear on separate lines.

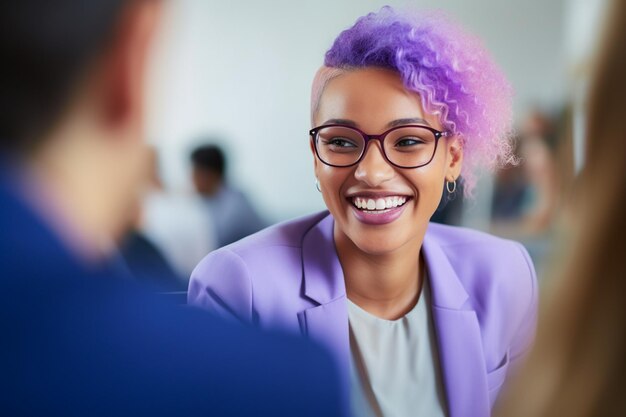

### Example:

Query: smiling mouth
xmin=350 ymin=196 xmax=411 ymax=213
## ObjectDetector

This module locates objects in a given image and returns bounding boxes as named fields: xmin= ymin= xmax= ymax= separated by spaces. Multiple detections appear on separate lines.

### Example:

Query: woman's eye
xmin=327 ymin=138 xmax=357 ymax=148
xmin=395 ymin=137 xmax=424 ymax=147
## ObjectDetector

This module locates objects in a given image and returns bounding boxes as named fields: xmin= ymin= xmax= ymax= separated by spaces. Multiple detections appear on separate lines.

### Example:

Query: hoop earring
xmin=446 ymin=179 xmax=457 ymax=194
xmin=315 ymin=179 xmax=321 ymax=193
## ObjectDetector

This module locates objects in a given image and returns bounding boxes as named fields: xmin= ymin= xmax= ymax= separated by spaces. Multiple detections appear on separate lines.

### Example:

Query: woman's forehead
xmin=315 ymin=68 xmax=442 ymax=131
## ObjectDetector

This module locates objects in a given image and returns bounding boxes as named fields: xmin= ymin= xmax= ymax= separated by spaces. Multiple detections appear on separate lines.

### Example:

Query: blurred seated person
xmin=0 ymin=1 xmax=346 ymax=415
xmin=141 ymin=156 xmax=216 ymax=276
xmin=491 ymin=109 xmax=559 ymax=236
xmin=119 ymin=147 xmax=186 ymax=292
xmin=119 ymin=225 xmax=186 ymax=291
xmin=191 ymin=143 xmax=266 ymax=247
xmin=490 ymin=110 xmax=561 ymax=270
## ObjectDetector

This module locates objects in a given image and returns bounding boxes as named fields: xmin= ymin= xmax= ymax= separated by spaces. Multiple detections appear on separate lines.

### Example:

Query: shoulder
xmin=194 ymin=210 xmax=329 ymax=272
xmin=7 ymin=270 xmax=344 ymax=416
xmin=425 ymin=223 xmax=538 ymax=369
xmin=188 ymin=211 xmax=330 ymax=320
xmin=426 ymin=222 xmax=536 ymax=317
xmin=230 ymin=210 xmax=329 ymax=250
xmin=157 ymin=301 xmax=347 ymax=416
xmin=427 ymin=221 xmax=517 ymax=247
xmin=426 ymin=222 xmax=533 ymax=272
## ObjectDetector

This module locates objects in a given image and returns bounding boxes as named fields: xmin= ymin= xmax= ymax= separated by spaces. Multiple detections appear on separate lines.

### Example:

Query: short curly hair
xmin=311 ymin=7 xmax=514 ymax=197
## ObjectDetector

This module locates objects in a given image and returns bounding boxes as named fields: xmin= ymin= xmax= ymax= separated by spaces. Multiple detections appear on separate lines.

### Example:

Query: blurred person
xmin=119 ymin=226 xmax=187 ymax=291
xmin=0 ymin=1 xmax=347 ymax=416
xmin=497 ymin=0 xmax=626 ymax=416
xmin=517 ymin=110 xmax=559 ymax=233
xmin=189 ymin=7 xmax=537 ymax=417
xmin=141 ymin=186 xmax=216 ymax=278
xmin=491 ymin=153 xmax=528 ymax=221
xmin=491 ymin=109 xmax=559 ymax=235
xmin=490 ymin=109 xmax=563 ymax=272
xmin=138 ymin=145 xmax=216 ymax=278
xmin=119 ymin=147 xmax=186 ymax=292
xmin=191 ymin=143 xmax=266 ymax=247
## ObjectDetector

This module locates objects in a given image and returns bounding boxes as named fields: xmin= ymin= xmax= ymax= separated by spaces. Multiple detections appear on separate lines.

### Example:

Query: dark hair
xmin=190 ymin=144 xmax=226 ymax=177
xmin=0 ymin=0 xmax=129 ymax=153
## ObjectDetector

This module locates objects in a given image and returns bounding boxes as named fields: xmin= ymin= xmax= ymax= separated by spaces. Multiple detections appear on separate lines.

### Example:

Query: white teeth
xmin=352 ymin=196 xmax=409 ymax=211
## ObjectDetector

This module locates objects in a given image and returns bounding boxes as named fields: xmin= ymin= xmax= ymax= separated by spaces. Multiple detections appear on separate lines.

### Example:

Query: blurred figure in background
xmin=191 ymin=143 xmax=266 ymax=247
xmin=490 ymin=109 xmax=562 ymax=272
xmin=491 ymin=147 xmax=528 ymax=222
xmin=119 ymin=147 xmax=186 ymax=292
xmin=491 ymin=109 xmax=560 ymax=234
xmin=139 ymin=145 xmax=216 ymax=279
xmin=0 ymin=1 xmax=346 ymax=416
xmin=498 ymin=0 xmax=626 ymax=415
xmin=141 ymin=183 xmax=216 ymax=278
xmin=517 ymin=110 xmax=559 ymax=234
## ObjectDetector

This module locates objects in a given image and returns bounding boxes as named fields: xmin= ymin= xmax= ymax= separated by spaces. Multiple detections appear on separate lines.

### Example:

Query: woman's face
xmin=312 ymin=68 xmax=463 ymax=256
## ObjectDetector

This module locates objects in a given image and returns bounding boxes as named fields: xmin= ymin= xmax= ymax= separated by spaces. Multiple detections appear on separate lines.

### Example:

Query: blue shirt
xmin=0 ymin=162 xmax=347 ymax=417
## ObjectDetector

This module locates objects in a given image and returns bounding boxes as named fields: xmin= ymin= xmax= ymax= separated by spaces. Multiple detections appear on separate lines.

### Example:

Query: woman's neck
xmin=335 ymin=226 xmax=425 ymax=320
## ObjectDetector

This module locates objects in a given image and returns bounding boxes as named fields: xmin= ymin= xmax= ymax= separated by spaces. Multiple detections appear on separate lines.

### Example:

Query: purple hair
xmin=311 ymin=7 xmax=514 ymax=197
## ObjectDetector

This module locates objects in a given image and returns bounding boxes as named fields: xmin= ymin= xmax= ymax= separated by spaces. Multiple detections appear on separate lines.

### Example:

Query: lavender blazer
xmin=188 ymin=211 xmax=537 ymax=417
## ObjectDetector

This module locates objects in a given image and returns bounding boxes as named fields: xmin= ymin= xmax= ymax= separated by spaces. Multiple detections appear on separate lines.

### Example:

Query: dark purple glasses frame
xmin=309 ymin=124 xmax=450 ymax=169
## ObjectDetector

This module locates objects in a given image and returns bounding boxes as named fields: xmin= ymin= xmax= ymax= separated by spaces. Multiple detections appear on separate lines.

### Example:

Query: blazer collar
xmin=302 ymin=211 xmax=469 ymax=310
xmin=299 ymin=213 xmax=350 ymax=392
xmin=301 ymin=212 xmax=346 ymax=305
xmin=301 ymin=214 xmax=472 ymax=310
xmin=423 ymin=224 xmax=490 ymax=417
xmin=422 ymin=225 xmax=471 ymax=311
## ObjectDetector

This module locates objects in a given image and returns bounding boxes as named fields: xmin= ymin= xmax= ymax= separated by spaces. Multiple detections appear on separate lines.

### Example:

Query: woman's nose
xmin=354 ymin=142 xmax=395 ymax=187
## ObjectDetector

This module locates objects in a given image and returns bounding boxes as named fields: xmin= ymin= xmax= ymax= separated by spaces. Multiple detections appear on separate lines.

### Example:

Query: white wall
xmin=564 ymin=0 xmax=610 ymax=173
xmin=146 ymin=0 xmax=568 ymax=223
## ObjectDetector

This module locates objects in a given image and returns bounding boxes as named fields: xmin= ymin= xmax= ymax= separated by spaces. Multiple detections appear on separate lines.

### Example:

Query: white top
xmin=348 ymin=274 xmax=448 ymax=417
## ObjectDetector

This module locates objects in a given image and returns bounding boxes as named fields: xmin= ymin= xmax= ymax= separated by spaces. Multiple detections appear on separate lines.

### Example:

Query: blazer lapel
xmin=297 ymin=213 xmax=351 ymax=389
xmin=423 ymin=230 xmax=490 ymax=417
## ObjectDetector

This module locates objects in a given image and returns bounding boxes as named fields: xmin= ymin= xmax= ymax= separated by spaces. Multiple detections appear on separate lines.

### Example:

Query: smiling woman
xmin=312 ymin=68 xmax=461 ymax=258
xmin=188 ymin=7 xmax=537 ymax=417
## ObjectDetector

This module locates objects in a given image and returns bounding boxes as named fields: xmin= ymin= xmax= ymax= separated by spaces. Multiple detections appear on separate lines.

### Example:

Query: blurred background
xmin=138 ymin=0 xmax=610 ymax=281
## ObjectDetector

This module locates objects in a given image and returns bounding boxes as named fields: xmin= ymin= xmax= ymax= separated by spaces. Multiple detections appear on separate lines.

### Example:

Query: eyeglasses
xmin=309 ymin=124 xmax=449 ymax=169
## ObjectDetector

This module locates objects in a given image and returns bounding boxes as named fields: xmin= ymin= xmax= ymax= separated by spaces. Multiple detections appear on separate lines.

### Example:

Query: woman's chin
xmin=347 ymin=231 xmax=409 ymax=257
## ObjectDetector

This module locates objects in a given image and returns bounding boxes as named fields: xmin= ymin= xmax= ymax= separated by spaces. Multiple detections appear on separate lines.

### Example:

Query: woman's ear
xmin=445 ymin=135 xmax=463 ymax=180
